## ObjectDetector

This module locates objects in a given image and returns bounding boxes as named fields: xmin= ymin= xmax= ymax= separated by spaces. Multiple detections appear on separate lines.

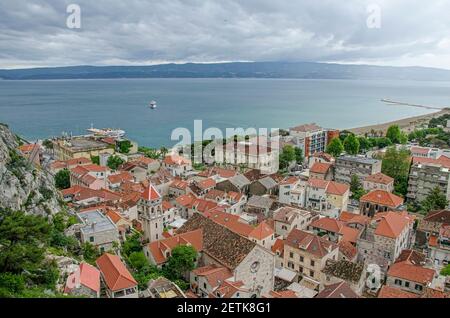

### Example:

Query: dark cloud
xmin=1 ymin=0 xmax=450 ymax=69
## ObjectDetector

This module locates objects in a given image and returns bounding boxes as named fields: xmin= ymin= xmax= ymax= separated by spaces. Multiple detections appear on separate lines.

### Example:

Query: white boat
xmin=86 ymin=125 xmax=125 ymax=138
xmin=149 ymin=100 xmax=157 ymax=109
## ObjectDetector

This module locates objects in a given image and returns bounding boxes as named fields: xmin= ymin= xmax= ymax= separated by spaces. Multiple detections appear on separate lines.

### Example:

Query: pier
xmin=381 ymin=99 xmax=447 ymax=110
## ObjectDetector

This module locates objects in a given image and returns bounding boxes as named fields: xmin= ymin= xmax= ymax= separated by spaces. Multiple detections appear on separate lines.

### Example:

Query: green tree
xmin=343 ymin=134 xmax=360 ymax=155
xmin=55 ymin=168 xmax=70 ymax=190
xmin=376 ymin=137 xmax=393 ymax=148
xmin=0 ymin=272 xmax=25 ymax=297
xmin=294 ymin=147 xmax=304 ymax=164
xmin=357 ymin=137 xmax=371 ymax=153
xmin=81 ymin=242 xmax=100 ymax=265
xmin=128 ymin=251 xmax=148 ymax=271
xmin=350 ymin=175 xmax=366 ymax=200
xmin=118 ymin=140 xmax=132 ymax=154
xmin=42 ymin=139 xmax=53 ymax=149
xmin=91 ymin=155 xmax=100 ymax=165
xmin=326 ymin=138 xmax=344 ymax=157
xmin=107 ymin=155 xmax=124 ymax=170
xmin=386 ymin=125 xmax=402 ymax=144
xmin=0 ymin=211 xmax=51 ymax=273
xmin=441 ymin=264 xmax=450 ymax=276
xmin=163 ymin=245 xmax=197 ymax=280
xmin=279 ymin=145 xmax=296 ymax=171
xmin=122 ymin=233 xmax=142 ymax=257
xmin=379 ymin=146 xmax=411 ymax=196
xmin=421 ymin=186 xmax=449 ymax=213
xmin=160 ymin=147 xmax=169 ymax=158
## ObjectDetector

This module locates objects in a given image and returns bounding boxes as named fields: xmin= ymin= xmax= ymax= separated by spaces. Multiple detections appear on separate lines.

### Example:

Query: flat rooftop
xmin=337 ymin=156 xmax=380 ymax=165
xmin=77 ymin=210 xmax=117 ymax=234
xmin=58 ymin=137 xmax=110 ymax=152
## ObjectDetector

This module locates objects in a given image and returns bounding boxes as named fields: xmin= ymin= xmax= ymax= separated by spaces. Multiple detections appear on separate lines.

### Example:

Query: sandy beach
xmin=347 ymin=108 xmax=450 ymax=136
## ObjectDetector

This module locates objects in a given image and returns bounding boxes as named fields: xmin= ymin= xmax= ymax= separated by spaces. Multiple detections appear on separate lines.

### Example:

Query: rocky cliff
xmin=0 ymin=123 xmax=63 ymax=216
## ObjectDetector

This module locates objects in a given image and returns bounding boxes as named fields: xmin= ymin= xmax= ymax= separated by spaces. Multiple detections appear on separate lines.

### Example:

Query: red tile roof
xmin=310 ymin=217 xmax=361 ymax=243
xmin=147 ymin=229 xmax=203 ymax=265
xmin=310 ymin=162 xmax=332 ymax=174
xmin=105 ymin=208 xmax=123 ymax=224
xmin=204 ymin=210 xmax=253 ymax=237
xmin=338 ymin=211 xmax=370 ymax=226
xmin=108 ymin=171 xmax=133 ymax=184
xmin=364 ymin=172 xmax=394 ymax=185
xmin=197 ymin=178 xmax=216 ymax=190
xmin=271 ymin=238 xmax=284 ymax=255
xmin=338 ymin=240 xmax=357 ymax=260
xmin=141 ymin=184 xmax=161 ymax=201
xmin=360 ymin=189 xmax=404 ymax=208
xmin=316 ymin=281 xmax=358 ymax=298
xmin=378 ymin=285 xmax=419 ymax=298
xmin=268 ymin=290 xmax=298 ymax=298
xmin=286 ymin=229 xmax=338 ymax=258
xmin=388 ymin=250 xmax=435 ymax=284
xmin=280 ymin=176 xmax=299 ymax=185
xmin=412 ymin=155 xmax=450 ymax=169
xmin=162 ymin=200 xmax=173 ymax=211
xmin=170 ymin=179 xmax=189 ymax=190
xmin=96 ymin=253 xmax=137 ymax=291
xmin=163 ymin=154 xmax=191 ymax=166
xmin=64 ymin=262 xmax=100 ymax=294
xmin=373 ymin=211 xmax=414 ymax=239
xmin=192 ymin=265 xmax=232 ymax=288
xmin=248 ymin=221 xmax=274 ymax=240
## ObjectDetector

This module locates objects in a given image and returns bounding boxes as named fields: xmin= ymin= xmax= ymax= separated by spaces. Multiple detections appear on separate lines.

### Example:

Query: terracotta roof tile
xmin=378 ymin=285 xmax=419 ymax=298
xmin=177 ymin=214 xmax=256 ymax=270
xmin=96 ymin=253 xmax=137 ymax=291
xmin=360 ymin=189 xmax=403 ymax=208
xmin=364 ymin=172 xmax=394 ymax=185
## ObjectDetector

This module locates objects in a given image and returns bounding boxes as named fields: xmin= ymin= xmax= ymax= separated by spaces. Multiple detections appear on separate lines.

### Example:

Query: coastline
xmin=347 ymin=108 xmax=450 ymax=136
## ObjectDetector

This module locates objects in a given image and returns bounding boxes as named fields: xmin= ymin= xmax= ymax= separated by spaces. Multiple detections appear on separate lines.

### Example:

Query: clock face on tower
xmin=250 ymin=261 xmax=260 ymax=273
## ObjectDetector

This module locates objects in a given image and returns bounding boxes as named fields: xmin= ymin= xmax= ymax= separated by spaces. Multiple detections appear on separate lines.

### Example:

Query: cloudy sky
xmin=1 ymin=0 xmax=450 ymax=69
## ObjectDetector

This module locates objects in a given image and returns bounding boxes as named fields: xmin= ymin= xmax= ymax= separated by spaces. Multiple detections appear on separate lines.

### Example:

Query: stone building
xmin=334 ymin=156 xmax=382 ymax=184
xmin=385 ymin=250 xmax=436 ymax=295
xmin=356 ymin=211 xmax=415 ymax=275
xmin=363 ymin=172 xmax=394 ymax=193
xmin=53 ymin=136 xmax=114 ymax=161
xmin=96 ymin=253 xmax=138 ymax=298
xmin=273 ymin=206 xmax=315 ymax=239
xmin=138 ymin=184 xmax=164 ymax=242
xmin=77 ymin=209 xmax=119 ymax=252
xmin=359 ymin=189 xmax=404 ymax=217
xmin=284 ymin=229 xmax=339 ymax=286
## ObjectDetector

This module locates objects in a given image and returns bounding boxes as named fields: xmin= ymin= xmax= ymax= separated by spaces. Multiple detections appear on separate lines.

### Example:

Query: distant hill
xmin=1 ymin=61 xmax=450 ymax=81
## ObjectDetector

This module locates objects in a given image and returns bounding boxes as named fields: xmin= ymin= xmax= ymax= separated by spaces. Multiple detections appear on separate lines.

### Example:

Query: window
xmin=203 ymin=283 xmax=207 ymax=289
xmin=394 ymin=279 xmax=402 ymax=286
xmin=290 ymin=252 xmax=294 ymax=259
xmin=300 ymin=256 xmax=304 ymax=262
xmin=89 ymin=236 xmax=94 ymax=242
xmin=310 ymin=260 xmax=315 ymax=266
xmin=405 ymin=281 xmax=410 ymax=288
xmin=310 ymin=270 xmax=315 ymax=278
xmin=415 ymin=284 xmax=423 ymax=291
xmin=299 ymin=267 xmax=303 ymax=273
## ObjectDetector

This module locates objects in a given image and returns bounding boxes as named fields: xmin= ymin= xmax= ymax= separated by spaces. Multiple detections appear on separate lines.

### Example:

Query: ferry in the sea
xmin=149 ymin=100 xmax=157 ymax=109
xmin=86 ymin=125 xmax=125 ymax=138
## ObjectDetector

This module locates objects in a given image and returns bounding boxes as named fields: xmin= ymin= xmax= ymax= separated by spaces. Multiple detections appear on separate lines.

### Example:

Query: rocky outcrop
xmin=0 ymin=123 xmax=63 ymax=216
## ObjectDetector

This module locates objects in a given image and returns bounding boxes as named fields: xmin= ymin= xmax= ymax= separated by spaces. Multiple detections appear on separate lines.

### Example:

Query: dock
xmin=381 ymin=99 xmax=446 ymax=110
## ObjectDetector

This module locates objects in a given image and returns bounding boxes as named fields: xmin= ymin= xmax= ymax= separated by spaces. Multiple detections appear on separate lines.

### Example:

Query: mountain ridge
xmin=2 ymin=61 xmax=450 ymax=81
